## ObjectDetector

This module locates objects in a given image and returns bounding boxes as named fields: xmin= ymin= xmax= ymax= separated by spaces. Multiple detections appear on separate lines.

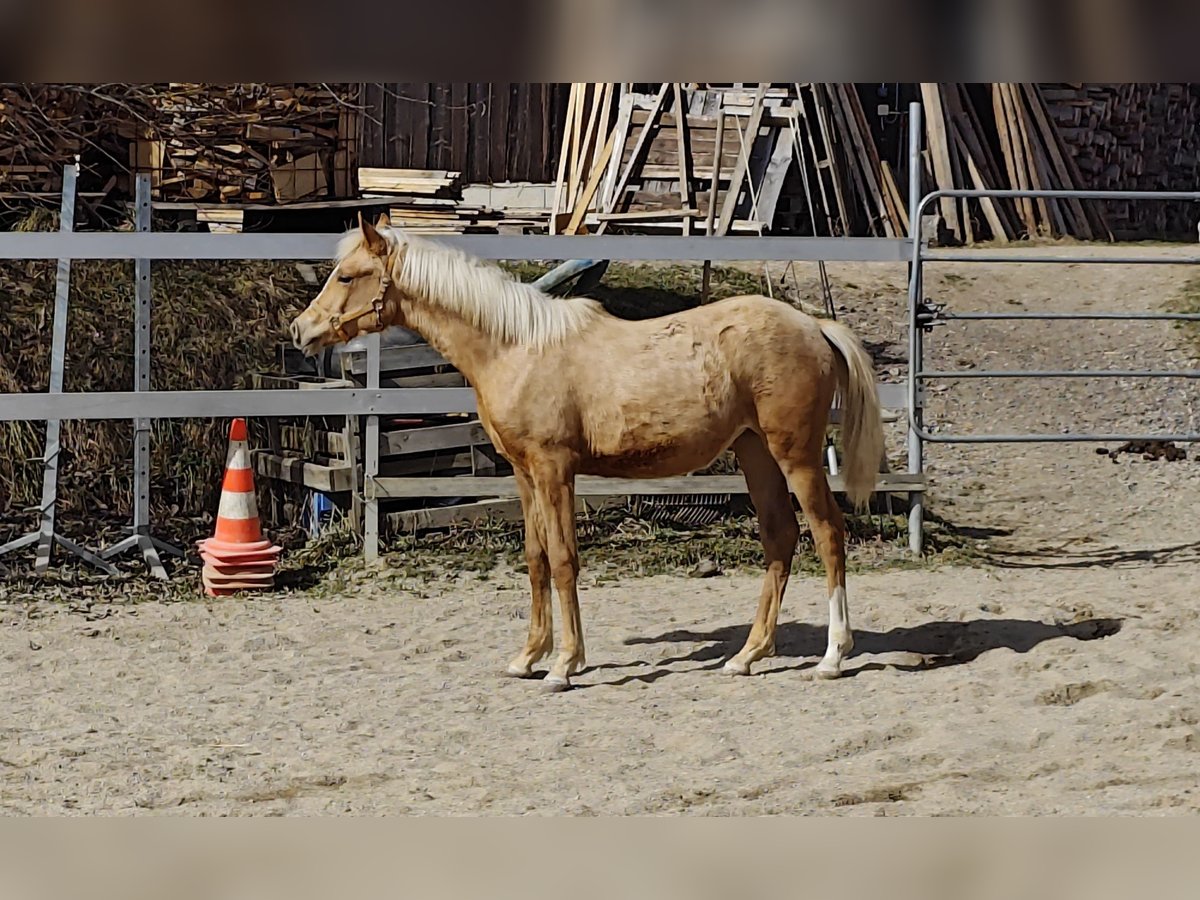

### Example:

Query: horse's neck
xmin=400 ymin=299 xmax=500 ymax=387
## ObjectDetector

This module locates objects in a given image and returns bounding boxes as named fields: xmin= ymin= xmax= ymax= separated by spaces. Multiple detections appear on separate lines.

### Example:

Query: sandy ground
xmin=2 ymin=244 xmax=1199 ymax=816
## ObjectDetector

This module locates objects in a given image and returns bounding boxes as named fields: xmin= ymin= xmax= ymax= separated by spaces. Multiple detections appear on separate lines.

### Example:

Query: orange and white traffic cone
xmin=197 ymin=418 xmax=281 ymax=596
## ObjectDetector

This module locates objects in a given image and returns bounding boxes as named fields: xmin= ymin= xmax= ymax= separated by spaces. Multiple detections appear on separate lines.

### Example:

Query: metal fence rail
xmin=0 ymin=233 xmax=911 ymax=262
xmin=0 ymin=223 xmax=921 ymax=569
xmin=907 ymin=185 xmax=1200 ymax=448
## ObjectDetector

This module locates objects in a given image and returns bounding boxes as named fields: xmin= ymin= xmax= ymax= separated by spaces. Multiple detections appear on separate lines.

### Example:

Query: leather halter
xmin=328 ymin=254 xmax=393 ymax=344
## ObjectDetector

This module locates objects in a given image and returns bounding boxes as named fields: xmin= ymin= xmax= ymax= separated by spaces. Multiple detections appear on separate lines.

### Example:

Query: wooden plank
xmin=387 ymin=499 xmax=525 ymax=533
xmin=549 ymin=84 xmax=578 ymax=233
xmin=588 ymin=84 xmax=614 ymax=179
xmin=951 ymin=125 xmax=1010 ymax=243
xmin=489 ymin=83 xmax=511 ymax=182
xmin=919 ymin=83 xmax=960 ymax=241
xmin=569 ymin=83 xmax=605 ymax=210
xmin=528 ymin=81 xmax=548 ymax=186
xmin=755 ymin=129 xmax=793 ymax=229
xmin=837 ymin=83 xmax=896 ymax=237
xmin=252 ymin=451 xmax=354 ymax=493
xmin=672 ymin=83 xmax=694 ymax=235
xmin=381 ymin=372 xmax=467 ymax=389
xmin=789 ymin=89 xmax=832 ymax=234
xmin=566 ymin=83 xmax=584 ymax=202
xmin=380 ymin=450 xmax=474 ymax=477
xmin=386 ymin=497 xmax=624 ymax=533
xmin=564 ymin=127 xmax=617 ymax=235
xmin=716 ymin=83 xmax=767 ymax=235
xmin=1020 ymin=82 xmax=1094 ymax=240
xmin=596 ymin=208 xmax=700 ymax=222
xmin=879 ymin=160 xmax=909 ymax=235
xmin=385 ymin=84 xmax=409 ymax=168
xmin=824 ymin=85 xmax=878 ymax=236
xmin=598 ymin=82 xmax=671 ymax=224
xmin=410 ymin=83 xmax=431 ymax=167
xmin=809 ymin=84 xmax=850 ymax=233
xmin=380 ymin=421 xmax=488 ymax=457
xmin=1014 ymin=85 xmax=1066 ymax=235
xmin=469 ymin=82 xmax=490 ymax=182
xmin=430 ymin=84 xmax=452 ymax=170
xmin=338 ymin=342 xmax=448 ymax=375
xmin=373 ymin=472 xmax=928 ymax=499
xmin=955 ymin=84 xmax=1018 ymax=237
xmin=600 ymin=91 xmax=634 ymax=211
xmin=357 ymin=84 xmax=383 ymax=168
xmin=994 ymin=83 xmax=1035 ymax=233
xmin=1005 ymin=83 xmax=1053 ymax=234
xmin=704 ymin=109 xmax=725 ymax=237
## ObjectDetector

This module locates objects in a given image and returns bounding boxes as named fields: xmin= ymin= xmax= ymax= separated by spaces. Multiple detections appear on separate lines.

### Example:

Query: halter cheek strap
xmin=329 ymin=254 xmax=394 ymax=344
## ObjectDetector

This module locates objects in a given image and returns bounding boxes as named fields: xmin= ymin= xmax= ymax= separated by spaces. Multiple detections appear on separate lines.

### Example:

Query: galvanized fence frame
xmin=0 ymin=225 xmax=919 ymax=566
xmin=907 ymin=186 xmax=1200 ymax=447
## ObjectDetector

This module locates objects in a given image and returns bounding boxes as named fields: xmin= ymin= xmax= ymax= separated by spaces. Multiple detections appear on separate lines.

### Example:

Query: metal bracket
xmin=916 ymin=299 xmax=947 ymax=332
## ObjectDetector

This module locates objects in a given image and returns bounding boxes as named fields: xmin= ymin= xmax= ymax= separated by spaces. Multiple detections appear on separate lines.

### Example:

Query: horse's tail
xmin=817 ymin=319 xmax=884 ymax=511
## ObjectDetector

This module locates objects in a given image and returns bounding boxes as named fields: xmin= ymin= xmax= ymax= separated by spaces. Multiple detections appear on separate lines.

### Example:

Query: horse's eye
xmin=337 ymin=275 xmax=353 ymax=284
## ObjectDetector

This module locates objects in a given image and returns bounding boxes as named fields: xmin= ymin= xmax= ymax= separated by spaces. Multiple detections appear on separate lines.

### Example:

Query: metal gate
xmin=902 ymin=179 xmax=1200 ymax=553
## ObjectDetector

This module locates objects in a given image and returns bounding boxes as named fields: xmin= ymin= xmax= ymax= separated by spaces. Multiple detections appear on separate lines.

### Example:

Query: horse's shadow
xmin=580 ymin=616 xmax=1122 ymax=684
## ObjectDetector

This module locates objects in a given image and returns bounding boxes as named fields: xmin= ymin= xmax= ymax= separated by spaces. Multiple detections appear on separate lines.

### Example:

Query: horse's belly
xmin=581 ymin=408 xmax=740 ymax=477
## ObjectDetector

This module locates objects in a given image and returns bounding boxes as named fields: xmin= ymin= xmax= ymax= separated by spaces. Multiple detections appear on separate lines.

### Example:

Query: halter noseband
xmin=329 ymin=253 xmax=394 ymax=344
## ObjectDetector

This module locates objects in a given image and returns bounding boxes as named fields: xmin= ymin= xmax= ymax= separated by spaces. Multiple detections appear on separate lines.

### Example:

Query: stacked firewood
xmin=1041 ymin=83 xmax=1200 ymax=238
xmin=0 ymin=84 xmax=124 ymax=196
xmin=0 ymin=83 xmax=360 ymax=206
xmin=129 ymin=83 xmax=359 ymax=203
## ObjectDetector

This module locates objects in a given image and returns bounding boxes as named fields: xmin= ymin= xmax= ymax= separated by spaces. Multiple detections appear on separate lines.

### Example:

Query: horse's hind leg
xmin=724 ymin=432 xmax=800 ymax=676
xmin=506 ymin=468 xmax=555 ymax=677
xmin=777 ymin=459 xmax=852 ymax=679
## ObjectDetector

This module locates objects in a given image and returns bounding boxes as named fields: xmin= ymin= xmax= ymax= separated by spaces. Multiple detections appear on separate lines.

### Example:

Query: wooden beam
xmin=919 ymin=83 xmax=960 ymax=241
xmin=549 ymin=83 xmax=579 ymax=235
xmin=372 ymin=472 xmax=928 ymax=498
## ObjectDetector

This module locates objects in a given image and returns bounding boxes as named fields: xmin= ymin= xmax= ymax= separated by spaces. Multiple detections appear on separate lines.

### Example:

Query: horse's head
xmin=290 ymin=212 xmax=404 ymax=356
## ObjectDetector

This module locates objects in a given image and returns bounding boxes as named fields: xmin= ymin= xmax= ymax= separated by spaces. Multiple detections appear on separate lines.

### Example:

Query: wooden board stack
xmin=920 ymin=83 xmax=1112 ymax=243
xmin=548 ymin=83 xmax=908 ymax=238
xmin=1040 ymin=83 xmax=1200 ymax=238
xmin=358 ymin=166 xmax=509 ymax=233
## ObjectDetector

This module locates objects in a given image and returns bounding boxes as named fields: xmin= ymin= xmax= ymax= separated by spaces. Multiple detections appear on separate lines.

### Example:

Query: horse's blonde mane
xmin=336 ymin=227 xmax=601 ymax=348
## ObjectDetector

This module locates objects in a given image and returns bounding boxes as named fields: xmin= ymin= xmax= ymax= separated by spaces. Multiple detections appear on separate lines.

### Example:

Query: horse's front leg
xmin=529 ymin=460 xmax=584 ymax=692
xmin=506 ymin=468 xmax=554 ymax=677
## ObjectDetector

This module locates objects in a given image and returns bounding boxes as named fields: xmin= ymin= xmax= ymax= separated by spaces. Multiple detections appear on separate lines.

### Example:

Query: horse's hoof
xmin=541 ymin=675 xmax=572 ymax=693
xmin=814 ymin=662 xmax=842 ymax=680
xmin=723 ymin=659 xmax=751 ymax=676
xmin=504 ymin=663 xmax=535 ymax=678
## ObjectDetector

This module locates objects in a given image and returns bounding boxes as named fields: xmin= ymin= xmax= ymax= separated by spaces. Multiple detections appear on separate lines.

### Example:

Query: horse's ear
xmin=360 ymin=211 xmax=388 ymax=257
xmin=375 ymin=211 xmax=391 ymax=229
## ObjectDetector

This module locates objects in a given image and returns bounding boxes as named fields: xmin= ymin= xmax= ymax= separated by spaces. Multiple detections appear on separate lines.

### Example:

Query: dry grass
xmin=1 ymin=247 xmax=809 ymax=549
xmin=1 ymin=209 xmax=327 ymax=548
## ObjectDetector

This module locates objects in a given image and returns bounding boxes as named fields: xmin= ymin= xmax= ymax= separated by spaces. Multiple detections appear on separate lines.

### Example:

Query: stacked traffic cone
xmin=197 ymin=418 xmax=281 ymax=596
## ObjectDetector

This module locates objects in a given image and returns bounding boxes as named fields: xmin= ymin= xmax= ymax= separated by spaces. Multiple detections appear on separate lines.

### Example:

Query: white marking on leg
xmin=816 ymin=586 xmax=853 ymax=679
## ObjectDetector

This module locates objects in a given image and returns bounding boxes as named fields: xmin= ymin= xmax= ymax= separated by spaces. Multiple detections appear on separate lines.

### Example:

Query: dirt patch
xmin=3 ymin=244 xmax=1200 ymax=815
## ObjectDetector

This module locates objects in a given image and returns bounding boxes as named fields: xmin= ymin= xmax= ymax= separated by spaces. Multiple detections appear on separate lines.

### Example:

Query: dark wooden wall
xmin=358 ymin=83 xmax=572 ymax=184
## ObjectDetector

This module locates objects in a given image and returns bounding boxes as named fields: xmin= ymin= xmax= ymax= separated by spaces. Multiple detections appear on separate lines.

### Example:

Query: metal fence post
xmin=0 ymin=162 xmax=117 ymax=574
xmin=363 ymin=330 xmax=381 ymax=563
xmin=906 ymin=101 xmax=925 ymax=556
xmin=100 ymin=174 xmax=184 ymax=577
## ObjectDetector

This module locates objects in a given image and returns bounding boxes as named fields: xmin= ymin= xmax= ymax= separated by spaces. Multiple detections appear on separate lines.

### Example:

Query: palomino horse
xmin=291 ymin=214 xmax=884 ymax=691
